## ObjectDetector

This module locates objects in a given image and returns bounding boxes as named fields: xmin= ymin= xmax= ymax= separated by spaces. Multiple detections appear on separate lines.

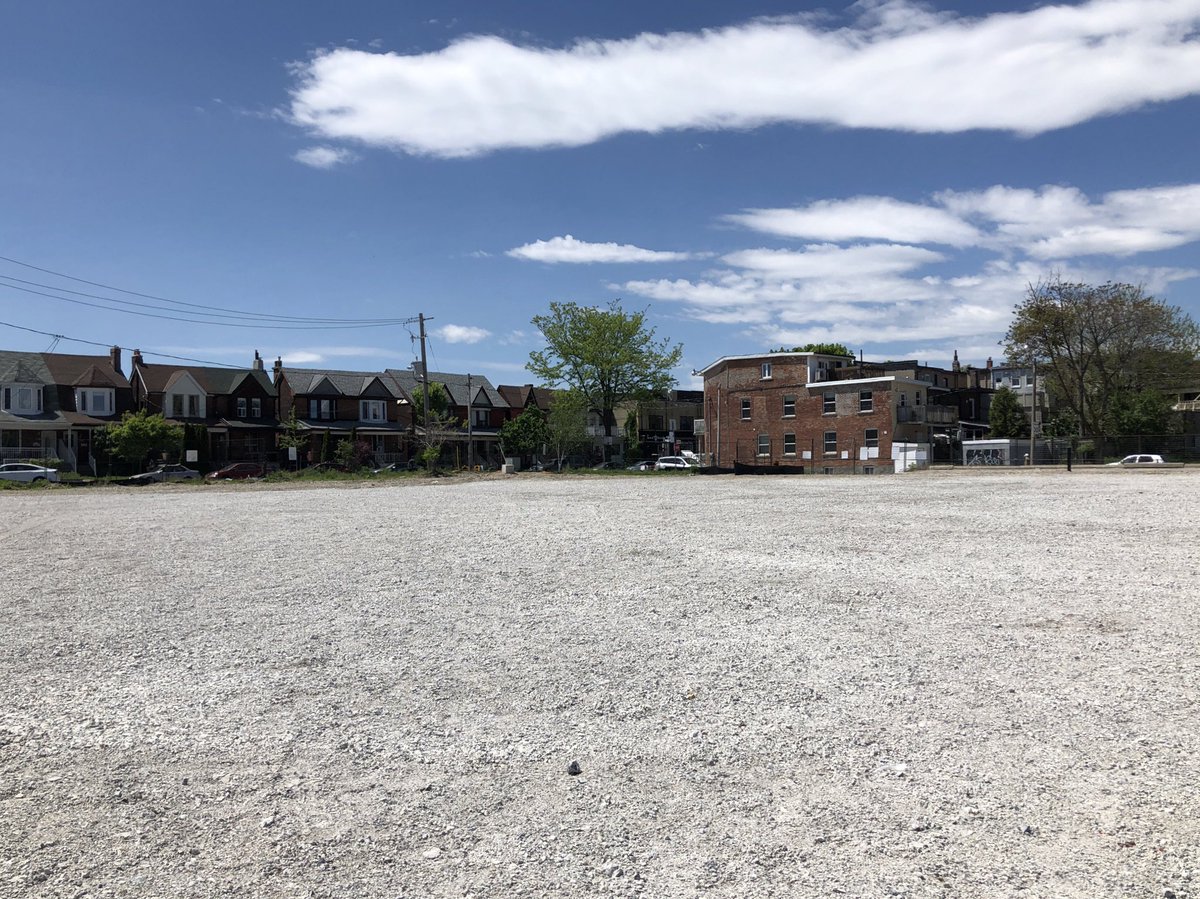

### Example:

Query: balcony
xmin=897 ymin=405 xmax=957 ymax=425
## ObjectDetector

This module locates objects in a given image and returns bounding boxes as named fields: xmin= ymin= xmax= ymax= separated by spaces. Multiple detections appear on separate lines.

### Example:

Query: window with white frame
xmin=899 ymin=392 xmax=908 ymax=408
xmin=740 ymin=398 xmax=751 ymax=419
xmin=784 ymin=433 xmax=796 ymax=455
xmin=172 ymin=394 xmax=184 ymax=417
xmin=859 ymin=390 xmax=873 ymax=412
xmin=251 ymin=397 xmax=261 ymax=418
xmin=760 ymin=362 xmax=772 ymax=380
xmin=865 ymin=428 xmax=879 ymax=449
xmin=757 ymin=434 xmax=770 ymax=456
xmin=360 ymin=399 xmax=386 ymax=422
xmin=237 ymin=397 xmax=248 ymax=418
xmin=2 ymin=385 xmax=42 ymax=413
xmin=823 ymin=391 xmax=835 ymax=414
xmin=783 ymin=395 xmax=795 ymax=417
xmin=824 ymin=430 xmax=837 ymax=454
xmin=76 ymin=388 xmax=113 ymax=415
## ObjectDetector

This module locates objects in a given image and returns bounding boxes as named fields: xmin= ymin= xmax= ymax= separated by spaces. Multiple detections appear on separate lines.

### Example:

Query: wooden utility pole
xmin=466 ymin=373 xmax=474 ymax=471
xmin=419 ymin=313 xmax=430 ymax=436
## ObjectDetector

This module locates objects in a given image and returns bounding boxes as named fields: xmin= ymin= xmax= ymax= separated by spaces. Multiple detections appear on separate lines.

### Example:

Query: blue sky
xmin=3 ymin=1 xmax=1199 ymax=389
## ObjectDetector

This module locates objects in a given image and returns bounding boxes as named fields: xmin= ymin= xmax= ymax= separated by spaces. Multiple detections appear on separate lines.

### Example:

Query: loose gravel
xmin=2 ymin=469 xmax=1198 ymax=899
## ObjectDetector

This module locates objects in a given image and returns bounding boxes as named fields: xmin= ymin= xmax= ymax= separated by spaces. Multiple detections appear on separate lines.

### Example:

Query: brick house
xmin=1 ymin=346 xmax=132 ymax=472
xmin=388 ymin=365 xmax=510 ymax=468
xmin=698 ymin=351 xmax=963 ymax=473
xmin=130 ymin=351 xmax=279 ymax=466
xmin=274 ymin=360 xmax=411 ymax=466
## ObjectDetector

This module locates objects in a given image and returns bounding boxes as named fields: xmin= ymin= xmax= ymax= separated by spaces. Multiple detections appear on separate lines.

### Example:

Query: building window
xmin=649 ymin=414 xmax=665 ymax=431
xmin=75 ymin=388 xmax=112 ymax=415
xmin=2 ymin=386 xmax=42 ymax=413
xmin=784 ymin=433 xmax=796 ymax=455
xmin=915 ymin=391 xmax=922 ymax=406
xmin=309 ymin=399 xmax=334 ymax=420
xmin=757 ymin=434 xmax=770 ymax=456
xmin=823 ymin=392 xmax=835 ymax=414
xmin=187 ymin=394 xmax=199 ymax=417
xmin=783 ymin=395 xmax=795 ymax=417
xmin=865 ymin=428 xmax=879 ymax=449
xmin=863 ymin=466 xmax=875 ymax=475
xmin=360 ymin=400 xmax=386 ymax=422
xmin=824 ymin=431 xmax=837 ymax=454
xmin=251 ymin=398 xmax=261 ymax=418
xmin=899 ymin=393 xmax=908 ymax=408
xmin=859 ymin=390 xmax=873 ymax=412
xmin=237 ymin=397 xmax=248 ymax=418
xmin=473 ymin=408 xmax=489 ymax=428
xmin=680 ymin=415 xmax=694 ymax=432
xmin=760 ymin=362 xmax=772 ymax=380
xmin=741 ymin=398 xmax=751 ymax=420
xmin=823 ymin=467 xmax=835 ymax=475
xmin=172 ymin=394 xmax=183 ymax=417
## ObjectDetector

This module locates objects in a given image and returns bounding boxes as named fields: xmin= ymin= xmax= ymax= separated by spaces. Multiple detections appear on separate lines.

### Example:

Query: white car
xmin=654 ymin=456 xmax=693 ymax=471
xmin=0 ymin=462 xmax=60 ymax=483
xmin=1108 ymin=454 xmax=1167 ymax=466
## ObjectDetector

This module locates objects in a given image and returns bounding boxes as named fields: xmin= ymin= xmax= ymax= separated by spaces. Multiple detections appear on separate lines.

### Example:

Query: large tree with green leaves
xmin=528 ymin=301 xmax=682 ymax=438
xmin=105 ymin=411 xmax=184 ymax=469
xmin=545 ymin=389 xmax=591 ymax=466
xmin=1004 ymin=278 xmax=1200 ymax=434
xmin=988 ymin=387 xmax=1029 ymax=439
xmin=498 ymin=405 xmax=548 ymax=459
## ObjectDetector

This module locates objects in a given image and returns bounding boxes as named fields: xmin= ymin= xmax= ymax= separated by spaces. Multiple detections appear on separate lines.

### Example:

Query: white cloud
xmin=437 ymin=324 xmax=492 ymax=344
xmin=721 ymin=243 xmax=945 ymax=278
xmin=287 ymin=1 xmax=1200 ymax=158
xmin=293 ymin=145 xmax=355 ymax=169
xmin=727 ymin=198 xmax=980 ymax=247
xmin=507 ymin=234 xmax=694 ymax=264
xmin=278 ymin=346 xmax=388 ymax=364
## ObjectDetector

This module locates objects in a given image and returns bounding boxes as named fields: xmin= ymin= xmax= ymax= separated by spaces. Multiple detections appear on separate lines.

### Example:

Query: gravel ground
xmin=2 ymin=469 xmax=1198 ymax=899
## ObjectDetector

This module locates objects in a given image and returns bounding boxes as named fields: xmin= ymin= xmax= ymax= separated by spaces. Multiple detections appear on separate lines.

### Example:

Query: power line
xmin=0 ymin=319 xmax=244 ymax=368
xmin=0 ymin=280 xmax=406 ymax=330
xmin=0 ymin=253 xmax=419 ymax=326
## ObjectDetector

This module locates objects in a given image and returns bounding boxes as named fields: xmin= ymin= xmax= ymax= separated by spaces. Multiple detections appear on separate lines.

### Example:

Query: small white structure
xmin=962 ymin=438 xmax=1030 ymax=467
xmin=892 ymin=442 xmax=929 ymax=473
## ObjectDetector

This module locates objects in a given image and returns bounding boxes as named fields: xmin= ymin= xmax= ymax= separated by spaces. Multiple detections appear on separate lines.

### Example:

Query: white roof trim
xmin=698 ymin=351 xmax=852 ymax=375
xmin=806 ymin=376 xmax=929 ymax=389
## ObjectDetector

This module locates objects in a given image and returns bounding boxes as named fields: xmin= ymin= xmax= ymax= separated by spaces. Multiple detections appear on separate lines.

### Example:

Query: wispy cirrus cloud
xmin=507 ymin=234 xmax=695 ymax=264
xmin=293 ymin=145 xmax=356 ymax=169
xmin=287 ymin=0 xmax=1200 ymax=158
xmin=436 ymin=324 xmax=492 ymax=344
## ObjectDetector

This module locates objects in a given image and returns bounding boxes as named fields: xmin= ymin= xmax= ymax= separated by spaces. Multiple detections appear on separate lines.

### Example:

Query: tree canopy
xmin=498 ymin=405 xmax=548 ymax=458
xmin=544 ymin=389 xmax=591 ymax=465
xmin=528 ymin=301 xmax=682 ymax=437
xmin=987 ymin=387 xmax=1029 ymax=439
xmin=775 ymin=342 xmax=854 ymax=357
xmin=105 ymin=410 xmax=184 ymax=468
xmin=1004 ymin=278 xmax=1200 ymax=434
xmin=412 ymin=382 xmax=461 ymax=469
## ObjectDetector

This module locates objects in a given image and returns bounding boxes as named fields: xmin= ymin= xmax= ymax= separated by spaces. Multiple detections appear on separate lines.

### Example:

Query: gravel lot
xmin=2 ymin=469 xmax=1198 ymax=899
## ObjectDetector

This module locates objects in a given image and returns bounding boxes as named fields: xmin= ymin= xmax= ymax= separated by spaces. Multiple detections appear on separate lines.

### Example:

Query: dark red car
xmin=205 ymin=462 xmax=264 ymax=481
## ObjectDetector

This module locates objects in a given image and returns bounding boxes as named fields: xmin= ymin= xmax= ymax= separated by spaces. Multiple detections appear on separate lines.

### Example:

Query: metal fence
xmin=1028 ymin=435 xmax=1200 ymax=465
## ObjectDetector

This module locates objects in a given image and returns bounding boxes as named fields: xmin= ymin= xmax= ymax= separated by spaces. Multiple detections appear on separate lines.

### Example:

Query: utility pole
xmin=466 ymin=373 xmax=474 ymax=471
xmin=418 ymin=313 xmax=430 ymax=438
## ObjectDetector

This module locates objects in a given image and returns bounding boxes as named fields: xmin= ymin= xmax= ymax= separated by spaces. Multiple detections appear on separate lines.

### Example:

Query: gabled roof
xmin=387 ymin=367 xmax=509 ymax=409
xmin=0 ymin=351 xmax=50 ymax=384
xmin=281 ymin=367 xmax=403 ymax=399
xmin=1 ymin=351 xmax=130 ymax=389
xmin=135 ymin=362 xmax=276 ymax=396
xmin=497 ymin=384 xmax=555 ymax=412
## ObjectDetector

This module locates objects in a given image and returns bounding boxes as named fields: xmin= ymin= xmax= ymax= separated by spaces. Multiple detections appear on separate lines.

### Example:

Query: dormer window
xmin=76 ymin=388 xmax=113 ymax=415
xmin=237 ymin=397 xmax=248 ymax=418
xmin=360 ymin=400 xmax=386 ymax=422
xmin=2 ymin=385 xmax=42 ymax=414
xmin=251 ymin=398 xmax=261 ymax=418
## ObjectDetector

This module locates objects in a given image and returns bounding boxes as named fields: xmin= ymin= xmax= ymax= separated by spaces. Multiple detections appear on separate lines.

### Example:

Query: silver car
xmin=0 ymin=462 xmax=60 ymax=483
xmin=654 ymin=456 xmax=693 ymax=471
xmin=129 ymin=463 xmax=201 ymax=483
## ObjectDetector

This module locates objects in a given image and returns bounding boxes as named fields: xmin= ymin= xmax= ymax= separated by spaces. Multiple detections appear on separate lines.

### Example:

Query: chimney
xmin=986 ymin=356 xmax=993 ymax=370
xmin=131 ymin=348 xmax=143 ymax=368
xmin=109 ymin=345 xmax=122 ymax=373
xmin=272 ymin=356 xmax=283 ymax=383
xmin=252 ymin=350 xmax=264 ymax=372
xmin=952 ymin=350 xmax=961 ymax=372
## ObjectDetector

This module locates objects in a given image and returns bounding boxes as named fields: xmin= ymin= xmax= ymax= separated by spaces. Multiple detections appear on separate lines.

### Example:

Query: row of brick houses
xmin=1 ymin=346 xmax=565 ymax=473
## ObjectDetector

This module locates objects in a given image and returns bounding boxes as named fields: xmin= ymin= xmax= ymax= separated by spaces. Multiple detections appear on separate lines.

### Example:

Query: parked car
xmin=205 ymin=462 xmax=264 ymax=480
xmin=1108 ymin=454 xmax=1167 ymax=466
xmin=626 ymin=460 xmax=655 ymax=471
xmin=654 ymin=456 xmax=693 ymax=471
xmin=129 ymin=463 xmax=200 ymax=483
xmin=373 ymin=459 xmax=420 ymax=474
xmin=0 ymin=462 xmax=60 ymax=483
xmin=592 ymin=461 xmax=624 ymax=471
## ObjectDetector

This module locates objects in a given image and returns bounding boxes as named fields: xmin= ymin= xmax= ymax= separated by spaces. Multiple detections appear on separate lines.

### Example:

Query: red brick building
xmin=698 ymin=351 xmax=961 ymax=473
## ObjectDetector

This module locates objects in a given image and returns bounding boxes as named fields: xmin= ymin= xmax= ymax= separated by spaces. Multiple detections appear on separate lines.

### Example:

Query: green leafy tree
xmin=335 ymin=438 xmax=373 ymax=470
xmin=411 ymin=382 xmax=461 ymax=470
xmin=498 ymin=405 xmax=548 ymax=459
xmin=1004 ymin=278 xmax=1200 ymax=434
xmin=777 ymin=342 xmax=854 ymax=357
xmin=988 ymin=387 xmax=1029 ymax=439
xmin=528 ymin=301 xmax=682 ymax=438
xmin=1103 ymin=389 xmax=1180 ymax=436
xmin=623 ymin=410 xmax=641 ymax=460
xmin=105 ymin=410 xmax=184 ymax=470
xmin=1041 ymin=409 xmax=1080 ymax=439
xmin=545 ymin=389 xmax=590 ymax=467
xmin=320 ymin=429 xmax=333 ymax=463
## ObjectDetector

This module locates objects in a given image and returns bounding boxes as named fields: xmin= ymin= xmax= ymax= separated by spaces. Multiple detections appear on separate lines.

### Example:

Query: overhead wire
xmin=0 ymin=319 xmax=244 ymax=368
